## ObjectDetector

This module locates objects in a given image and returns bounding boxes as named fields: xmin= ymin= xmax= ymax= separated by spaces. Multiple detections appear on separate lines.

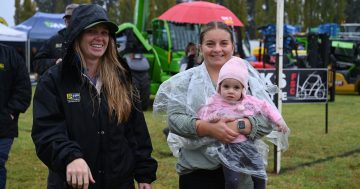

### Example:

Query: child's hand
xmin=277 ymin=124 xmax=289 ymax=133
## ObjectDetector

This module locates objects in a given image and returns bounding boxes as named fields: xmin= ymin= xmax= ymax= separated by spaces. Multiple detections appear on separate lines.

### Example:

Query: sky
xmin=1 ymin=0 xmax=15 ymax=26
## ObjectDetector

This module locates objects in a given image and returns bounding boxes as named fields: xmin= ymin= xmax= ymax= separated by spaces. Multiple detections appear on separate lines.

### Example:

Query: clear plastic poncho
xmin=153 ymin=59 xmax=289 ymax=178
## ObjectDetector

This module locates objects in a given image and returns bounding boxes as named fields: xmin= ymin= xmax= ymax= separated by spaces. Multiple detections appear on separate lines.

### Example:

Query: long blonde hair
xmin=74 ymin=38 xmax=134 ymax=123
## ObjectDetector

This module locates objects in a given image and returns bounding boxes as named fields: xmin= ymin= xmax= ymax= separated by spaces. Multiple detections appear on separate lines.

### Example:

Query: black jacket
xmin=32 ymin=63 xmax=157 ymax=188
xmin=31 ymin=4 xmax=157 ymax=189
xmin=0 ymin=43 xmax=32 ymax=138
xmin=32 ymin=28 xmax=67 ymax=75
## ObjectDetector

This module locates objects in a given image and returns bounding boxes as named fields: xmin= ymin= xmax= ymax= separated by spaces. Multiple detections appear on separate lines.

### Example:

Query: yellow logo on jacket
xmin=66 ymin=93 xmax=81 ymax=103
xmin=0 ymin=63 xmax=4 ymax=70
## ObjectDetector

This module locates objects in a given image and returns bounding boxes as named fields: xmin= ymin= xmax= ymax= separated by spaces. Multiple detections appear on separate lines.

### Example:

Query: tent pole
xmin=27 ymin=39 xmax=30 ymax=73
xmin=274 ymin=0 xmax=284 ymax=174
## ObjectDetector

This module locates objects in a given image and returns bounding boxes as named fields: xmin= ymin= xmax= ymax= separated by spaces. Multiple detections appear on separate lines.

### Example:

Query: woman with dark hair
xmin=154 ymin=21 xmax=278 ymax=189
xmin=32 ymin=4 xmax=157 ymax=189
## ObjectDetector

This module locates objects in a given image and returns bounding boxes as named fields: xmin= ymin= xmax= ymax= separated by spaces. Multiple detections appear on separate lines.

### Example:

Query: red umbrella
xmin=158 ymin=1 xmax=243 ymax=26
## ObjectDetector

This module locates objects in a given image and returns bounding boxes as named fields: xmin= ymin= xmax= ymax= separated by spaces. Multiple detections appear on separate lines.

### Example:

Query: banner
xmin=258 ymin=68 xmax=328 ymax=103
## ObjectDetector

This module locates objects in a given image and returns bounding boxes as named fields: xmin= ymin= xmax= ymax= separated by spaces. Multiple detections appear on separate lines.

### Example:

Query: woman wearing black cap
xmin=32 ymin=4 xmax=157 ymax=189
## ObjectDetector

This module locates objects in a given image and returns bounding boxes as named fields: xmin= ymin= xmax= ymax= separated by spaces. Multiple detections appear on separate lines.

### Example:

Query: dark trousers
xmin=223 ymin=166 xmax=266 ymax=189
xmin=0 ymin=138 xmax=14 ymax=189
xmin=179 ymin=167 xmax=225 ymax=189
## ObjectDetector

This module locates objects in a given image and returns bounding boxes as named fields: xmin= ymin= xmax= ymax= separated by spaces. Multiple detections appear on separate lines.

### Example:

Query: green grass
xmin=6 ymin=92 xmax=360 ymax=189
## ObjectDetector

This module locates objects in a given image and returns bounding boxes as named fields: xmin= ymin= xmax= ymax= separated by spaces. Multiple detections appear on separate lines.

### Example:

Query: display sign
xmin=257 ymin=68 xmax=328 ymax=103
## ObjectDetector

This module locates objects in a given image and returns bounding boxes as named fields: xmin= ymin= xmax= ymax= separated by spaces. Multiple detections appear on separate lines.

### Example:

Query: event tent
xmin=0 ymin=23 xmax=27 ymax=42
xmin=15 ymin=12 xmax=65 ymax=40
xmin=0 ymin=23 xmax=27 ymax=69
xmin=13 ymin=12 xmax=65 ymax=73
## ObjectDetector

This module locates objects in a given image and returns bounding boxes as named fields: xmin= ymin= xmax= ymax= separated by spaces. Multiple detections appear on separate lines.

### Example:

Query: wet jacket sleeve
xmin=31 ymin=73 xmax=83 ymax=173
xmin=247 ymin=115 xmax=274 ymax=140
xmin=246 ymin=99 xmax=274 ymax=140
xmin=7 ymin=49 xmax=31 ymax=115
xmin=32 ymin=38 xmax=57 ymax=75
xmin=127 ymin=101 xmax=157 ymax=184
xmin=168 ymin=107 xmax=198 ymax=138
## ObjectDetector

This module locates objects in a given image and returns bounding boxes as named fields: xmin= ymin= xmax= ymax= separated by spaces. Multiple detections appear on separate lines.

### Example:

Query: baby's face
xmin=219 ymin=78 xmax=243 ymax=102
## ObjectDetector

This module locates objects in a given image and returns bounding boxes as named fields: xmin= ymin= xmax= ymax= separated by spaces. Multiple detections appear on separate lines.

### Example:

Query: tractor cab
xmin=151 ymin=19 xmax=200 ymax=74
xmin=116 ymin=23 xmax=166 ymax=95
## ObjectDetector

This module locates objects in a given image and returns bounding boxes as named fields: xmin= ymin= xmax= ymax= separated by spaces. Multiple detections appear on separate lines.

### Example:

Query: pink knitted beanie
xmin=216 ymin=56 xmax=248 ymax=95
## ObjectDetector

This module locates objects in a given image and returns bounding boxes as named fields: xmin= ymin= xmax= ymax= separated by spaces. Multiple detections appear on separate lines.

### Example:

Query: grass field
xmin=6 ymin=92 xmax=360 ymax=189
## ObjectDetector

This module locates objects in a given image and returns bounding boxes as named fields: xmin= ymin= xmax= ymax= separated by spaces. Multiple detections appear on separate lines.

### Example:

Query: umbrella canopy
xmin=15 ymin=12 xmax=65 ymax=41
xmin=158 ymin=1 xmax=243 ymax=26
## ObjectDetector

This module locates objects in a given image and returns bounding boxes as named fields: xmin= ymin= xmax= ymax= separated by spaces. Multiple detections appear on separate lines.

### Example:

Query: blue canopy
xmin=15 ymin=12 xmax=65 ymax=41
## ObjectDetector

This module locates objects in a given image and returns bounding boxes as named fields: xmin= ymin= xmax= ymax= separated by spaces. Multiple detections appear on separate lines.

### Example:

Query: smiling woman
xmin=31 ymin=4 xmax=157 ymax=189
xmin=78 ymin=25 xmax=110 ymax=76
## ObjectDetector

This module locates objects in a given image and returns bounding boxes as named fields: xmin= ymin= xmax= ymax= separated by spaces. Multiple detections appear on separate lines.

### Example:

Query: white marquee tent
xmin=0 ymin=23 xmax=29 ymax=71
xmin=0 ymin=23 xmax=27 ymax=42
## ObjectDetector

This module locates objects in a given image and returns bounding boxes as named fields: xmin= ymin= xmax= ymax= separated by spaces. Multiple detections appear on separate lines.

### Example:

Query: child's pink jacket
xmin=197 ymin=93 xmax=287 ymax=143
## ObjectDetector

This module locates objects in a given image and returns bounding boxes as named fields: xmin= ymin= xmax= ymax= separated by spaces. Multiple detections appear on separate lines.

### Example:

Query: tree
xmin=13 ymin=0 xmax=353 ymax=37
xmin=286 ymin=0 xmax=302 ymax=26
xmin=34 ymin=0 xmax=92 ymax=13
xmin=223 ymin=0 xmax=248 ymax=27
xmin=335 ymin=0 xmax=347 ymax=23
xmin=14 ymin=0 xmax=21 ymax=25
xmin=107 ymin=0 xmax=122 ymax=25
xmin=35 ymin=0 xmax=54 ymax=12
xmin=253 ymin=0 xmax=276 ymax=38
xmin=345 ymin=0 xmax=360 ymax=22
xmin=117 ymin=0 xmax=136 ymax=23
xmin=15 ymin=0 xmax=36 ymax=25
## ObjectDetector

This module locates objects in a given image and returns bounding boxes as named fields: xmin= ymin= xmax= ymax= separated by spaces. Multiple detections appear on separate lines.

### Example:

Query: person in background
xmin=31 ymin=4 xmax=157 ymax=189
xmin=154 ymin=21 xmax=276 ymax=189
xmin=125 ymin=53 xmax=151 ymax=111
xmin=179 ymin=42 xmax=201 ymax=72
xmin=30 ymin=46 xmax=38 ymax=72
xmin=0 ymin=43 xmax=32 ymax=189
xmin=32 ymin=3 xmax=79 ymax=76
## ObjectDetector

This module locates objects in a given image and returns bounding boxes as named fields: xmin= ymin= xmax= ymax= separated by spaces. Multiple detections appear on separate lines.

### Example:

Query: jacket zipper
xmin=82 ymin=73 xmax=106 ymax=183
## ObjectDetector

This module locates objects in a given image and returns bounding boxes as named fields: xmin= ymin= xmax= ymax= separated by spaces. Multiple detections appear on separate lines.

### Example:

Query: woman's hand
xmin=138 ymin=183 xmax=152 ymax=189
xmin=66 ymin=158 xmax=95 ymax=189
xmin=196 ymin=118 xmax=239 ymax=143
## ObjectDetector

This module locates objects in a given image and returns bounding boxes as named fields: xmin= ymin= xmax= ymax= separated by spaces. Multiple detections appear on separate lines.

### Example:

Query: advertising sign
xmin=258 ymin=68 xmax=328 ymax=103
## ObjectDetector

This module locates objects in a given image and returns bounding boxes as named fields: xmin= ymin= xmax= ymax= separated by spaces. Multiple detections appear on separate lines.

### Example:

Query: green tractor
xmin=117 ymin=0 xmax=201 ymax=95
xmin=116 ymin=20 xmax=200 ymax=95
xmin=116 ymin=23 xmax=167 ymax=95
xmin=118 ymin=0 xmax=247 ymax=95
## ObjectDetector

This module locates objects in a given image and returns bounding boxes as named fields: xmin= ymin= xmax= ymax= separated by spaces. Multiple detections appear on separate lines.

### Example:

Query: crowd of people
xmin=1 ymin=3 xmax=289 ymax=189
